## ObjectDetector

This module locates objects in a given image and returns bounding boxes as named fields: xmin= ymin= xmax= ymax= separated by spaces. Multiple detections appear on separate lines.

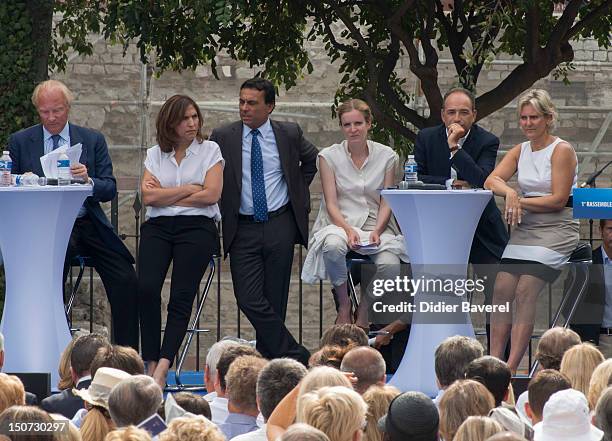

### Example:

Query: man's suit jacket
xmin=209 ymin=120 xmax=318 ymax=256
xmin=40 ymin=378 xmax=91 ymax=419
xmin=572 ymin=246 xmax=606 ymax=344
xmin=414 ymin=124 xmax=509 ymax=261
xmin=8 ymin=123 xmax=133 ymax=262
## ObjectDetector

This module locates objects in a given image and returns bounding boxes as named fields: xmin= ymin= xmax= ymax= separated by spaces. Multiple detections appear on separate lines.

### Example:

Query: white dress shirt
xmin=144 ymin=138 xmax=224 ymax=220
xmin=239 ymin=119 xmax=289 ymax=214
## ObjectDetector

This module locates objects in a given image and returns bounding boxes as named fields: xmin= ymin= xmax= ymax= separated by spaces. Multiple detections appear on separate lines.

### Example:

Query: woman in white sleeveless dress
xmin=301 ymin=99 xmax=408 ymax=332
xmin=485 ymin=89 xmax=579 ymax=372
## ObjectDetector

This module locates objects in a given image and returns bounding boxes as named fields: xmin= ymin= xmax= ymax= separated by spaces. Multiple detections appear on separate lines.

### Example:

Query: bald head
xmin=340 ymin=346 xmax=385 ymax=394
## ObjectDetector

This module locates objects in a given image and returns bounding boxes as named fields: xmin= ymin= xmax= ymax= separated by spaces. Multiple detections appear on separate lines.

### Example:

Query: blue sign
xmin=573 ymin=188 xmax=612 ymax=219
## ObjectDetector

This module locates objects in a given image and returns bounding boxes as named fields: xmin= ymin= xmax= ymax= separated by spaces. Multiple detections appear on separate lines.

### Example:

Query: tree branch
xmin=567 ymin=0 xmax=612 ymax=41
xmin=546 ymin=0 xmax=581 ymax=49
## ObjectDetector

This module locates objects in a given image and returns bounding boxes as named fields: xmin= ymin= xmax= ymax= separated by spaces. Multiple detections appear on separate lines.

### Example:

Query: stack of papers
xmin=40 ymin=143 xmax=82 ymax=178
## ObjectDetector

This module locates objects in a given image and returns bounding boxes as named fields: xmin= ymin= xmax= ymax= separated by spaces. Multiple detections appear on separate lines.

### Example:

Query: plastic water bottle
xmin=0 ymin=151 xmax=12 ymax=187
xmin=12 ymin=174 xmax=41 ymax=186
xmin=57 ymin=152 xmax=71 ymax=185
xmin=404 ymin=155 xmax=418 ymax=183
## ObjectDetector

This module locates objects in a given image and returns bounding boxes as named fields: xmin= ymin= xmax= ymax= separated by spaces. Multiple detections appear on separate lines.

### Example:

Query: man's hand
xmin=447 ymin=123 xmax=466 ymax=149
xmin=451 ymin=179 xmax=471 ymax=190
xmin=71 ymin=163 xmax=89 ymax=182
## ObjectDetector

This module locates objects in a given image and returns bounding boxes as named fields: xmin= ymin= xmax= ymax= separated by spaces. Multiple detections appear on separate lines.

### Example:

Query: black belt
xmin=601 ymin=327 xmax=612 ymax=335
xmin=238 ymin=204 xmax=290 ymax=222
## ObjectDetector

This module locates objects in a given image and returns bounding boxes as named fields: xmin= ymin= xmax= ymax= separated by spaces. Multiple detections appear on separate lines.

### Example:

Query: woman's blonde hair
xmin=517 ymin=88 xmax=558 ymax=131
xmin=535 ymin=327 xmax=581 ymax=370
xmin=454 ymin=416 xmax=504 ymax=441
xmin=81 ymin=406 xmax=115 ymax=441
xmin=438 ymin=380 xmax=495 ymax=441
xmin=588 ymin=359 xmax=612 ymax=410
xmin=560 ymin=343 xmax=604 ymax=396
xmin=0 ymin=406 xmax=55 ymax=441
xmin=158 ymin=416 xmax=225 ymax=441
xmin=105 ymin=426 xmax=151 ymax=441
xmin=362 ymin=385 xmax=400 ymax=441
xmin=0 ymin=373 xmax=26 ymax=412
xmin=337 ymin=98 xmax=372 ymax=125
xmin=53 ymin=419 xmax=82 ymax=441
xmin=297 ymin=386 xmax=367 ymax=441
xmin=58 ymin=337 xmax=77 ymax=390
xmin=297 ymin=366 xmax=353 ymax=420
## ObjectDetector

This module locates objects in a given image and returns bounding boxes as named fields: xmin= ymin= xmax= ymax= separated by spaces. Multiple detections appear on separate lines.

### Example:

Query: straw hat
xmin=74 ymin=367 xmax=131 ymax=410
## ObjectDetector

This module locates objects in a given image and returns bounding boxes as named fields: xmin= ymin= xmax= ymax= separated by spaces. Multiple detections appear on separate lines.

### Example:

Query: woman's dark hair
xmin=156 ymin=95 xmax=204 ymax=153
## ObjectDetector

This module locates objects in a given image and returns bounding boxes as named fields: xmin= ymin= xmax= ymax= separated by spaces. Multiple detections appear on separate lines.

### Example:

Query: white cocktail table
xmin=0 ymin=185 xmax=92 ymax=388
xmin=381 ymin=189 xmax=492 ymax=396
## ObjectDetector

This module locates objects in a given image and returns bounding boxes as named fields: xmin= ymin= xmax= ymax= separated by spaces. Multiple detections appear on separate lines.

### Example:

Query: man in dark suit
xmin=8 ymin=80 xmax=139 ymax=350
xmin=414 ymin=87 xmax=509 ymax=347
xmin=41 ymin=333 xmax=110 ymax=418
xmin=210 ymin=78 xmax=318 ymax=364
xmin=572 ymin=219 xmax=611 ymax=354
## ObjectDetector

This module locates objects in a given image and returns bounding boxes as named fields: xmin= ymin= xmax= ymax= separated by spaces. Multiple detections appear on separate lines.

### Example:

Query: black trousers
xmin=229 ymin=208 xmax=310 ymax=365
xmin=138 ymin=215 xmax=219 ymax=362
xmin=64 ymin=215 xmax=139 ymax=349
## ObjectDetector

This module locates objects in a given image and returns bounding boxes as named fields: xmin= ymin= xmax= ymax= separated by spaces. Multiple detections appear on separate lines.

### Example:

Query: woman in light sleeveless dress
xmin=485 ymin=89 xmax=579 ymax=372
xmin=301 ymin=98 xmax=408 ymax=337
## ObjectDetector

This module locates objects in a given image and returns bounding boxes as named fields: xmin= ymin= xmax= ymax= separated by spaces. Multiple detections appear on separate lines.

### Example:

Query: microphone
xmin=580 ymin=159 xmax=612 ymax=188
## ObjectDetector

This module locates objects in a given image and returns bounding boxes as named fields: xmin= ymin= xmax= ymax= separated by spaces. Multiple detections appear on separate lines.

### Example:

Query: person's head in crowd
xmin=158 ymin=415 xmax=225 ymax=441
xmin=588 ymin=359 xmax=612 ymax=411
xmin=466 ymin=356 xmax=512 ymax=407
xmin=377 ymin=391 xmax=439 ymax=441
xmin=486 ymin=431 xmax=529 ymax=441
xmin=90 ymin=345 xmax=145 ymax=377
xmin=362 ymin=385 xmax=399 ymax=441
xmin=53 ymin=419 xmax=82 ymax=441
xmin=105 ymin=426 xmax=151 ymax=441
xmin=215 ymin=345 xmax=262 ymax=395
xmin=297 ymin=386 xmax=367 ymax=441
xmin=438 ymin=379 xmax=495 ymax=441
xmin=298 ymin=366 xmax=352 ymax=397
xmin=226 ymin=355 xmax=268 ymax=416
xmin=280 ymin=423 xmax=331 ymax=441
xmin=595 ymin=386 xmax=612 ymax=441
xmin=0 ymin=373 xmax=25 ymax=412
xmin=535 ymin=327 xmax=580 ymax=370
xmin=533 ymin=388 xmax=603 ymax=441
xmin=203 ymin=339 xmax=242 ymax=395
xmin=108 ymin=375 xmax=162 ymax=428
xmin=601 ymin=219 xmax=612 ymax=255
xmin=257 ymin=358 xmax=308 ymax=422
xmin=441 ymin=87 xmax=477 ymax=132
xmin=172 ymin=392 xmax=211 ymax=420
xmin=76 ymin=367 xmax=132 ymax=441
xmin=31 ymin=80 xmax=74 ymax=135
xmin=454 ymin=416 xmax=504 ymax=441
xmin=58 ymin=337 xmax=78 ymax=390
xmin=239 ymin=77 xmax=275 ymax=130
xmin=435 ymin=335 xmax=484 ymax=389
xmin=320 ymin=324 xmax=369 ymax=348
xmin=525 ymin=369 xmax=571 ymax=425
xmin=71 ymin=334 xmax=111 ymax=386
xmin=309 ymin=344 xmax=354 ymax=369
xmin=559 ymin=342 xmax=604 ymax=396
xmin=340 ymin=346 xmax=386 ymax=395
xmin=0 ymin=405 xmax=55 ymax=441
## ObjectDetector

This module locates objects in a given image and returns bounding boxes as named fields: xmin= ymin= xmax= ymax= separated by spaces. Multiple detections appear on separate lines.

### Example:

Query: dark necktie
xmin=51 ymin=134 xmax=62 ymax=150
xmin=250 ymin=129 xmax=268 ymax=222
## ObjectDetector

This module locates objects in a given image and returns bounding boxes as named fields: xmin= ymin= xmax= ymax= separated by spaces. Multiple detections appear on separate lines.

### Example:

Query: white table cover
xmin=381 ymin=189 xmax=492 ymax=396
xmin=0 ymin=185 xmax=92 ymax=388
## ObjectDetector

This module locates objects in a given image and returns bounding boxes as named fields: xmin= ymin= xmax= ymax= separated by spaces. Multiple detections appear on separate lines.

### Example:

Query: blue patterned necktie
xmin=51 ymin=134 xmax=62 ymax=150
xmin=250 ymin=129 xmax=268 ymax=222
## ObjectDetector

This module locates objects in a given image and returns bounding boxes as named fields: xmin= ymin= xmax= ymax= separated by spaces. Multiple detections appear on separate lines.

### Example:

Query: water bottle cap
xmin=2 ymin=151 xmax=8 ymax=155
xmin=408 ymin=154 xmax=415 ymax=159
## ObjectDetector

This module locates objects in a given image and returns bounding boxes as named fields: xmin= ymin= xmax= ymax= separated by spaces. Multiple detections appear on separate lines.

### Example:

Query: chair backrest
xmin=7 ymin=372 xmax=51 ymax=401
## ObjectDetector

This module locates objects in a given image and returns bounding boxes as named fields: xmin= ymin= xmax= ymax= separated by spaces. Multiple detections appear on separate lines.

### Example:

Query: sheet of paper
xmin=40 ymin=143 xmax=83 ymax=178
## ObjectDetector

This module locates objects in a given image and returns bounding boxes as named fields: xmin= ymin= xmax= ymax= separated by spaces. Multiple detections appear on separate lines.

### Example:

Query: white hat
xmin=533 ymin=389 xmax=603 ymax=441
xmin=74 ymin=367 xmax=132 ymax=410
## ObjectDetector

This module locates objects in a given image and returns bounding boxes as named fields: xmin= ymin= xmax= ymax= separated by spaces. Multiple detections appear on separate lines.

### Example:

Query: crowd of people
xmin=1 ymin=325 xmax=612 ymax=441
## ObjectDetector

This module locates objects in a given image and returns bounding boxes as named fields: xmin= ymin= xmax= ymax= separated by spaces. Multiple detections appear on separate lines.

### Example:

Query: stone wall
xmin=53 ymin=34 xmax=612 ymax=369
